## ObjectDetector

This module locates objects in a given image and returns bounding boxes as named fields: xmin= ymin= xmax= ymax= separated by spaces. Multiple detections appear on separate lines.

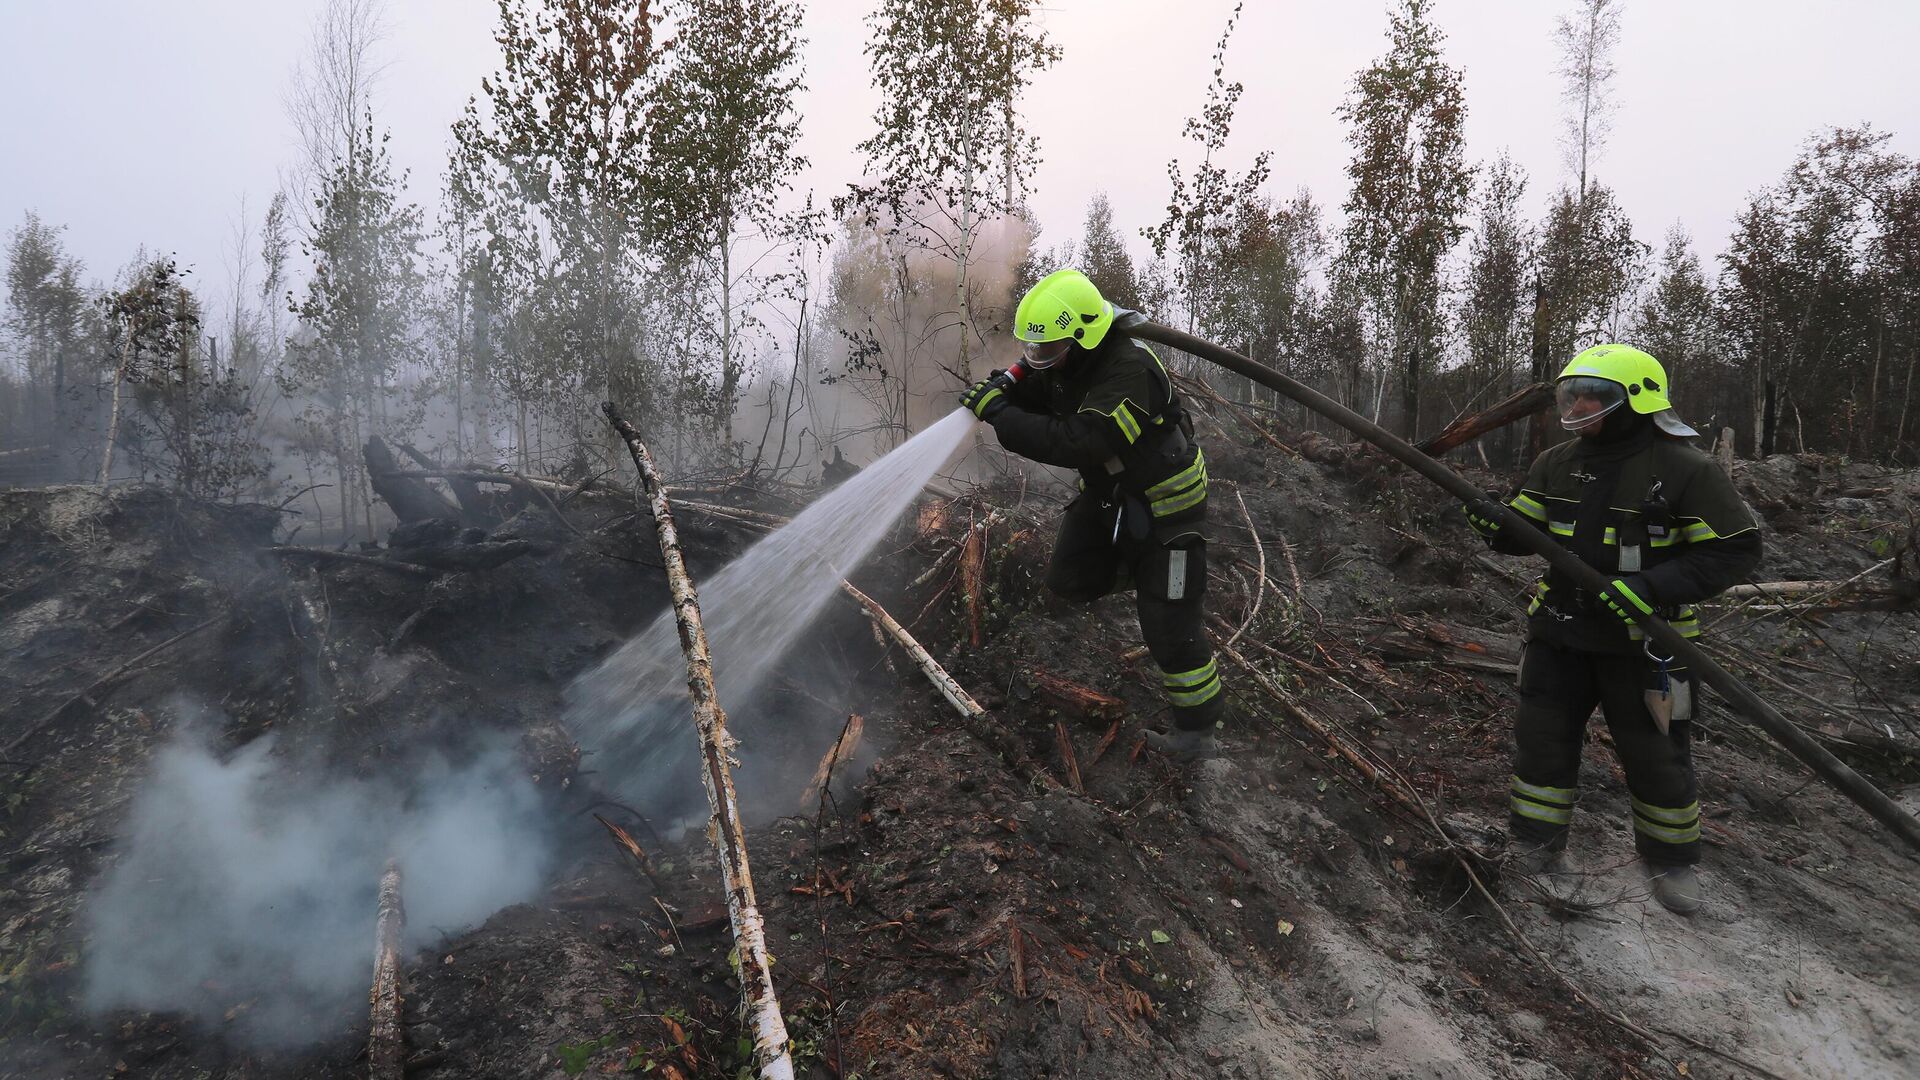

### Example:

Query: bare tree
xmin=285 ymin=0 xmax=391 ymax=192
xmin=1554 ymin=0 xmax=1623 ymax=199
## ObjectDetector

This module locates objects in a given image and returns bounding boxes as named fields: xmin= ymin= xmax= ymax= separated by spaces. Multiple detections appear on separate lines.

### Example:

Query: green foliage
xmin=1145 ymin=2 xmax=1273 ymax=337
xmin=850 ymin=0 xmax=1058 ymax=222
xmin=1335 ymin=0 xmax=1473 ymax=437
xmin=648 ymin=0 xmax=811 ymax=419
xmin=1457 ymin=152 xmax=1531 ymax=394
xmin=1534 ymin=180 xmax=1643 ymax=362
xmin=842 ymin=0 xmax=1060 ymax=377
xmin=279 ymin=118 xmax=426 ymax=535
xmin=1079 ymin=193 xmax=1140 ymax=313
xmin=557 ymin=1032 xmax=618 ymax=1074
xmin=1718 ymin=125 xmax=1920 ymax=459
xmin=101 ymin=257 xmax=271 ymax=499
xmin=3 ymin=212 xmax=97 ymax=458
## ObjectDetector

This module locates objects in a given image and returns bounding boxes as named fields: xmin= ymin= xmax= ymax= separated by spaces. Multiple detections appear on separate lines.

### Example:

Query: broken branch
xmin=267 ymin=546 xmax=438 ymax=579
xmin=1414 ymin=382 xmax=1555 ymax=458
xmin=799 ymin=715 xmax=865 ymax=811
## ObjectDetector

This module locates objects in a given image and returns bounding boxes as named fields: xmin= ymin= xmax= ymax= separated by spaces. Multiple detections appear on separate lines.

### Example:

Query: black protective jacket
xmin=988 ymin=332 xmax=1208 ymax=540
xmin=1490 ymin=418 xmax=1762 ymax=653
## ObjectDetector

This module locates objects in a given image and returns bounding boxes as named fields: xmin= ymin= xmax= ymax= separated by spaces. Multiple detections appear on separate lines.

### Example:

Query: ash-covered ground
xmin=2 ymin=405 xmax=1917 ymax=1079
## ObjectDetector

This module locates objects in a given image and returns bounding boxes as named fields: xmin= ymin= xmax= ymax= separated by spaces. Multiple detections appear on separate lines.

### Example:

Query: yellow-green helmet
xmin=1557 ymin=343 xmax=1698 ymax=437
xmin=1014 ymin=269 xmax=1114 ymax=368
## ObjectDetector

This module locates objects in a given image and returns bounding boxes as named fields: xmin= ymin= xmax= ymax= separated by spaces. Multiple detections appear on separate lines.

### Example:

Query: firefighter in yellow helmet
xmin=1464 ymin=345 xmax=1761 ymax=914
xmin=960 ymin=270 xmax=1225 ymax=760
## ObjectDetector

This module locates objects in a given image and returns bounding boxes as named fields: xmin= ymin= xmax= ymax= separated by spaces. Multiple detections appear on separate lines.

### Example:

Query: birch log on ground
xmin=602 ymin=403 xmax=796 ymax=1080
xmin=841 ymin=581 xmax=1062 ymax=791
xmin=840 ymin=581 xmax=988 ymax=721
xmin=369 ymin=859 xmax=405 ymax=1080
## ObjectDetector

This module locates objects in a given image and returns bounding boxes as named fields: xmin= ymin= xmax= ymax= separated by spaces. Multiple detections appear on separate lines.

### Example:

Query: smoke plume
xmin=82 ymin=728 xmax=553 ymax=1048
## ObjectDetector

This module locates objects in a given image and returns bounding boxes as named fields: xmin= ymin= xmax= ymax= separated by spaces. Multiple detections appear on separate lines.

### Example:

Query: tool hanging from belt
xmin=1642 ymin=638 xmax=1692 ymax=737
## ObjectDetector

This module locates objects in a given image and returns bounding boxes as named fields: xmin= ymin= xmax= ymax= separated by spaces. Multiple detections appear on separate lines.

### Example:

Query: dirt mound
xmin=2 ymin=435 xmax=1917 ymax=1079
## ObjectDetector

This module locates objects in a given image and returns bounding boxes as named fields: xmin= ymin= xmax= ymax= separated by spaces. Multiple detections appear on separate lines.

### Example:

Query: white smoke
xmin=82 ymin=729 xmax=554 ymax=1047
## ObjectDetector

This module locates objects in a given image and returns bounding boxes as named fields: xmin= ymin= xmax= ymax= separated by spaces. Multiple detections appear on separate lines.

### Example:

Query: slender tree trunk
xmin=98 ymin=322 xmax=136 ymax=487
xmin=1894 ymin=343 xmax=1916 ymax=459
xmin=1761 ymin=379 xmax=1778 ymax=458
xmin=52 ymin=340 xmax=67 ymax=464
xmin=956 ymin=113 xmax=975 ymax=380
xmin=773 ymin=294 xmax=807 ymax=476
xmin=471 ymin=256 xmax=493 ymax=462
xmin=176 ymin=325 xmax=197 ymax=494
xmin=720 ymin=224 xmax=738 ymax=452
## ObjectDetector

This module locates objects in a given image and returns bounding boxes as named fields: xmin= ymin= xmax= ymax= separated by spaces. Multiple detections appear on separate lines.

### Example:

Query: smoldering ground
xmin=80 ymin=721 xmax=555 ymax=1049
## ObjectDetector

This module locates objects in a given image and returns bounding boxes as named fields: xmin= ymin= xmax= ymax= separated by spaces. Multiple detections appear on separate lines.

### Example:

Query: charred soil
xmin=2 ymin=420 xmax=1918 ymax=1079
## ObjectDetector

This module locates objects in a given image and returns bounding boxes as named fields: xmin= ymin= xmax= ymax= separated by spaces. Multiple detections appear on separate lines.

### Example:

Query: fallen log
xmin=1716 ymin=575 xmax=1910 ymax=601
xmin=398 ymin=443 xmax=490 ymax=524
xmin=365 ymin=438 xmax=462 ymax=524
xmin=603 ymin=402 xmax=795 ymax=1080
xmin=1369 ymin=632 xmax=1519 ymax=677
xmin=369 ymin=859 xmax=406 ymax=1080
xmin=1415 ymin=382 xmax=1555 ymax=458
xmin=267 ymin=546 xmax=439 ymax=579
xmin=841 ymin=582 xmax=986 ymax=722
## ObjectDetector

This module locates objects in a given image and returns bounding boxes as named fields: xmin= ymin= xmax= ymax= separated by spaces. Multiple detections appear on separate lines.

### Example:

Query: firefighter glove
xmin=1464 ymin=496 xmax=1504 ymax=542
xmin=1597 ymin=576 xmax=1656 ymax=627
xmin=960 ymin=373 xmax=1010 ymax=421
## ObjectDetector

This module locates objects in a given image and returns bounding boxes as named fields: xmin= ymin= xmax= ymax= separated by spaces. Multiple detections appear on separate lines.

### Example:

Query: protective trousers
xmin=1510 ymin=640 xmax=1701 ymax=865
xmin=1044 ymin=493 xmax=1222 ymax=732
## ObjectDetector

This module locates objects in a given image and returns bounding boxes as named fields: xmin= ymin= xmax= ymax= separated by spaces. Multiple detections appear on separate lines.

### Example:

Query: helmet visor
xmin=1022 ymin=337 xmax=1073 ymax=370
xmin=1557 ymin=376 xmax=1627 ymax=432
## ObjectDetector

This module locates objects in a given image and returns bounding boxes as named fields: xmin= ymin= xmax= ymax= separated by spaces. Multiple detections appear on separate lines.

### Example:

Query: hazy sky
xmin=3 ymin=0 xmax=1916 ymax=315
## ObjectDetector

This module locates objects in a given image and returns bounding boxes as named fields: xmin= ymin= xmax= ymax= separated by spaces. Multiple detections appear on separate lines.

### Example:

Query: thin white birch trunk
xmin=602 ymin=403 xmax=796 ymax=1080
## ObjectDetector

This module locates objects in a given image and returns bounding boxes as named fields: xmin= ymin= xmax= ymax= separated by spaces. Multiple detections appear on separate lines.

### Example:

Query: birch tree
xmin=1456 ymin=155 xmax=1532 ymax=402
xmin=1145 ymin=2 xmax=1271 ymax=339
xmin=451 ymin=0 xmax=671 ymax=455
xmin=281 ymin=124 xmax=426 ymax=539
xmin=1079 ymin=193 xmax=1140 ymax=314
xmin=648 ymin=0 xmax=809 ymax=436
xmin=1554 ymin=0 xmax=1623 ymax=199
xmin=845 ymin=0 xmax=1059 ymax=380
xmin=1336 ymin=0 xmax=1472 ymax=436
xmin=4 ymin=214 xmax=90 ymax=461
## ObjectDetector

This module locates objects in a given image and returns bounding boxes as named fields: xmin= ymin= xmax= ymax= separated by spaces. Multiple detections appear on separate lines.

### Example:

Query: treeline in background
xmin=3 ymin=0 xmax=1916 ymax=541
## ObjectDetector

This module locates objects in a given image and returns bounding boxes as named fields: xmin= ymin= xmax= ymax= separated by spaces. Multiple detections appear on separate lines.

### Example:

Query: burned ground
xmin=1 ymin=411 xmax=1917 ymax=1079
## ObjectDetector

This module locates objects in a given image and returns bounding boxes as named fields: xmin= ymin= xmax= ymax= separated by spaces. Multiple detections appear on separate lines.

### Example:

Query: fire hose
xmin=1112 ymin=313 xmax=1920 ymax=857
